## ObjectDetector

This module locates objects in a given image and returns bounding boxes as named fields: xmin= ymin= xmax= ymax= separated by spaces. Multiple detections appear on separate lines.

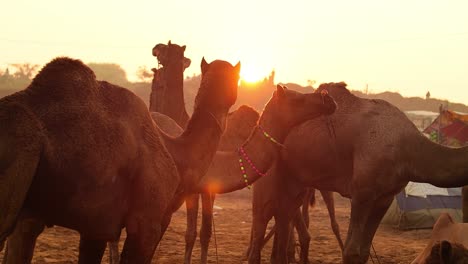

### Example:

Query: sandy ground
xmin=0 ymin=190 xmax=432 ymax=264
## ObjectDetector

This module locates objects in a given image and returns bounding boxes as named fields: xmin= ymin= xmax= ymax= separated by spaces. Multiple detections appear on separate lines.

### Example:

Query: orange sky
xmin=1 ymin=0 xmax=467 ymax=104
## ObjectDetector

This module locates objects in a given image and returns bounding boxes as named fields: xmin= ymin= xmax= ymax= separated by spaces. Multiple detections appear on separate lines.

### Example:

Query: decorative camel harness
xmin=237 ymin=125 xmax=284 ymax=189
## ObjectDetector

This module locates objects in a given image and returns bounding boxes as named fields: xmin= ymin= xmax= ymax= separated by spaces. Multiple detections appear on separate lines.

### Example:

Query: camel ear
xmin=234 ymin=61 xmax=241 ymax=75
xmin=182 ymin=45 xmax=186 ymax=52
xmin=168 ymin=40 xmax=172 ymax=45
xmin=201 ymin=57 xmax=209 ymax=74
xmin=440 ymin=240 xmax=453 ymax=264
xmin=276 ymin=84 xmax=286 ymax=99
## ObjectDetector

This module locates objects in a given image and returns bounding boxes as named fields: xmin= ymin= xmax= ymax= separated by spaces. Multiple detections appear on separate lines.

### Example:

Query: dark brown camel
xmin=0 ymin=57 xmax=179 ymax=264
xmin=150 ymin=40 xmax=191 ymax=128
xmin=184 ymin=105 xmax=260 ymax=264
xmin=152 ymin=40 xmax=258 ymax=264
xmin=246 ymin=82 xmax=468 ymax=264
xmin=151 ymin=40 xmax=218 ymax=264
xmin=0 ymin=57 xmax=240 ymax=264
xmin=107 ymin=105 xmax=260 ymax=264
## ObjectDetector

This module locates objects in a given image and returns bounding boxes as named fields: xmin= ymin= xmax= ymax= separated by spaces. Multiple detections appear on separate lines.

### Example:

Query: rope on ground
xmin=210 ymin=192 xmax=219 ymax=264
xmin=371 ymin=243 xmax=382 ymax=264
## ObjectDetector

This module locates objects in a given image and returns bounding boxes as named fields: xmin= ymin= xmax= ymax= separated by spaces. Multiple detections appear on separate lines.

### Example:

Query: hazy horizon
xmin=1 ymin=0 xmax=467 ymax=103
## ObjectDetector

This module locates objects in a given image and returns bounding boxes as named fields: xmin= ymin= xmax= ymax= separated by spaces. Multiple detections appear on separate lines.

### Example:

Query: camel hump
xmin=29 ymin=57 xmax=99 ymax=100
xmin=0 ymin=102 xmax=43 ymax=245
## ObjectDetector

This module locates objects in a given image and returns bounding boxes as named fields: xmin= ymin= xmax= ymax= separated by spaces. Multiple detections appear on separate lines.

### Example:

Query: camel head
xmin=260 ymin=85 xmax=336 ymax=131
xmin=193 ymin=57 xmax=240 ymax=132
xmin=219 ymin=105 xmax=260 ymax=151
xmin=424 ymin=240 xmax=468 ymax=264
xmin=152 ymin=40 xmax=191 ymax=70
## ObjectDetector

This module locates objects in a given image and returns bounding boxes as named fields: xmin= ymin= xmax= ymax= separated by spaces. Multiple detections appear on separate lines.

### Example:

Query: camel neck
xmin=193 ymin=125 xmax=281 ymax=194
xmin=149 ymin=64 xmax=188 ymax=127
xmin=407 ymin=134 xmax=468 ymax=188
xmin=164 ymin=109 xmax=224 ymax=190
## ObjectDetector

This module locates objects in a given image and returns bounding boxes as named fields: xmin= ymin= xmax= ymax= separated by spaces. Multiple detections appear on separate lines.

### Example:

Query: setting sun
xmin=240 ymin=64 xmax=267 ymax=83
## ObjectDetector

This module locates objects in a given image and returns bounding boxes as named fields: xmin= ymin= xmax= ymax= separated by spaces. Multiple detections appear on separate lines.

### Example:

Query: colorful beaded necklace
xmin=237 ymin=126 xmax=282 ymax=189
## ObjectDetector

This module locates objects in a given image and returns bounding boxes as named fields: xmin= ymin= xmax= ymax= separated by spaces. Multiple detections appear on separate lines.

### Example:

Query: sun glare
xmin=240 ymin=64 xmax=266 ymax=83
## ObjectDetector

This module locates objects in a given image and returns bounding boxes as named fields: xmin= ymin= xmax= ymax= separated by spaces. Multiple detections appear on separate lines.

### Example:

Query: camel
xmin=0 ymin=56 xmax=240 ymax=264
xmin=106 ymin=105 xmax=260 ymax=264
xmin=412 ymin=213 xmax=468 ymax=263
xmin=245 ymin=82 xmax=468 ymax=264
xmin=108 ymin=86 xmax=336 ymax=263
xmin=151 ymin=40 xmax=216 ymax=264
xmin=150 ymin=40 xmax=191 ymax=128
xmin=183 ymin=105 xmax=260 ymax=264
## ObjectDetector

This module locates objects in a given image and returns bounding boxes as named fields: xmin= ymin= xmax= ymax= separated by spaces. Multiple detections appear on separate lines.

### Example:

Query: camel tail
xmin=0 ymin=104 xmax=42 ymax=246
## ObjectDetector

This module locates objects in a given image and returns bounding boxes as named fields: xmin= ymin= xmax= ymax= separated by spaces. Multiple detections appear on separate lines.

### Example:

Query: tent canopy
xmin=382 ymin=182 xmax=462 ymax=229
xmin=423 ymin=110 xmax=468 ymax=146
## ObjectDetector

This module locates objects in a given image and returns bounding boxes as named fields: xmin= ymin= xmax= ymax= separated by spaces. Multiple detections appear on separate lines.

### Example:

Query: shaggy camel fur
xmin=255 ymin=82 xmax=468 ymax=264
xmin=412 ymin=213 xmax=468 ymax=264
xmin=0 ymin=57 xmax=240 ymax=264
xmin=150 ymin=40 xmax=191 ymax=127
xmin=0 ymin=57 xmax=178 ymax=264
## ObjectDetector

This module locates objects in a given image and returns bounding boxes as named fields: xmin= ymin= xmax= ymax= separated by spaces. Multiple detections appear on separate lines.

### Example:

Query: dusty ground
xmin=0 ymin=190 xmax=432 ymax=263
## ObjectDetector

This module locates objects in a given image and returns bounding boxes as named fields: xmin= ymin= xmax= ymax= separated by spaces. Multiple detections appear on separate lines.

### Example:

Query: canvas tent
xmin=381 ymin=182 xmax=463 ymax=229
xmin=423 ymin=109 xmax=468 ymax=147
xmin=382 ymin=109 xmax=467 ymax=229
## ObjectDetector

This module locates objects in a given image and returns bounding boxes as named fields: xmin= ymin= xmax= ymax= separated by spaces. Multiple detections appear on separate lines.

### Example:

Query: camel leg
xmin=200 ymin=192 xmax=215 ymax=264
xmin=301 ymin=188 xmax=313 ymax=228
xmin=184 ymin=194 xmax=199 ymax=264
xmin=462 ymin=185 xmax=468 ymax=223
xmin=342 ymin=192 xmax=393 ymax=264
xmin=293 ymin=209 xmax=311 ymax=264
xmin=78 ymin=237 xmax=107 ymax=264
xmin=108 ymin=240 xmax=120 ymax=264
xmin=270 ymin=214 xmax=293 ymax=264
xmin=119 ymin=220 xmax=162 ymax=264
xmin=319 ymin=190 xmax=344 ymax=251
xmin=287 ymin=220 xmax=297 ymax=263
xmin=247 ymin=210 xmax=270 ymax=264
xmin=355 ymin=196 xmax=393 ymax=263
xmin=2 ymin=214 xmax=44 ymax=264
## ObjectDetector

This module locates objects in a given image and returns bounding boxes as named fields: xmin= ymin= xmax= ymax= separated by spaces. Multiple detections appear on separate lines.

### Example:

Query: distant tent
xmin=382 ymin=109 xmax=467 ymax=229
xmin=423 ymin=110 xmax=468 ymax=147
xmin=382 ymin=183 xmax=463 ymax=229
